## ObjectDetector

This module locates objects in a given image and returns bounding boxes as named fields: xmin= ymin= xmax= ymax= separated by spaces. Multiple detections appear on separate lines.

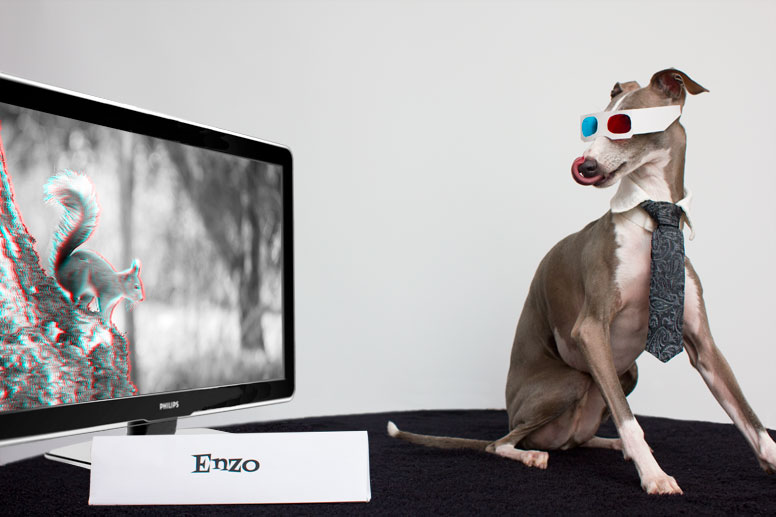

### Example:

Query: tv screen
xmin=0 ymin=74 xmax=294 ymax=447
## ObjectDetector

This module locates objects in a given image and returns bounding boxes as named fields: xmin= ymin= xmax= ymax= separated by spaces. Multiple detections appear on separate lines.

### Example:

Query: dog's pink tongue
xmin=571 ymin=156 xmax=603 ymax=186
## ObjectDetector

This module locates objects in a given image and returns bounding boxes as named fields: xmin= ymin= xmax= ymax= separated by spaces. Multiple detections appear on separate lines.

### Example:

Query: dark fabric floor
xmin=2 ymin=409 xmax=775 ymax=515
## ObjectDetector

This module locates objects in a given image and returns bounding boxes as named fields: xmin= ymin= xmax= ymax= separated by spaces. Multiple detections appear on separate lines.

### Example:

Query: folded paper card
xmin=89 ymin=431 xmax=371 ymax=505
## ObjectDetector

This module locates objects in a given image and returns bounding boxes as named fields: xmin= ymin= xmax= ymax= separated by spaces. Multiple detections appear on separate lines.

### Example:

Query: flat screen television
xmin=0 ymin=73 xmax=294 ymax=464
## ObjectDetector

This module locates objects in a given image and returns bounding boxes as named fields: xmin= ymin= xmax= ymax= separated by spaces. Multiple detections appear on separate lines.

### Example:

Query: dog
xmin=388 ymin=68 xmax=776 ymax=494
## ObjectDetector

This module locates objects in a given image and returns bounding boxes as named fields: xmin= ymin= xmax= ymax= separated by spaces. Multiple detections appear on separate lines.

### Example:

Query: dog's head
xmin=571 ymin=69 xmax=708 ymax=188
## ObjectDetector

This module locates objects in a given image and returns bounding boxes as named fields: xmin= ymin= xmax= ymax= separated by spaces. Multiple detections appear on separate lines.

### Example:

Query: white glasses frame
xmin=580 ymin=105 xmax=682 ymax=142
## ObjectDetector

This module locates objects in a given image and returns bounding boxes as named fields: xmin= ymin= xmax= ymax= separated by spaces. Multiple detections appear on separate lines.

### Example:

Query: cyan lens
xmin=581 ymin=116 xmax=598 ymax=138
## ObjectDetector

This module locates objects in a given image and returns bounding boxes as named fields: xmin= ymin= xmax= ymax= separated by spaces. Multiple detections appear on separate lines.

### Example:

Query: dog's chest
xmin=612 ymin=215 xmax=653 ymax=311
xmin=608 ymin=215 xmax=654 ymax=368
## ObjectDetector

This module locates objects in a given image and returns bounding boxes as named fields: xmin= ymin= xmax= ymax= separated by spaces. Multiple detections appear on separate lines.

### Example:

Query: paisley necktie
xmin=640 ymin=200 xmax=685 ymax=362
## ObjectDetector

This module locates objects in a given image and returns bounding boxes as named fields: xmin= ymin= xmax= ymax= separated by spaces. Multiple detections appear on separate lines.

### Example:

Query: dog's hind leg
xmin=488 ymin=441 xmax=550 ymax=469
xmin=581 ymin=436 xmax=623 ymax=451
xmin=486 ymin=364 xmax=597 ymax=469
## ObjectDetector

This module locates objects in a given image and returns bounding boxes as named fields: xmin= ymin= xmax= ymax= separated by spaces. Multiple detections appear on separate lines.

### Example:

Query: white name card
xmin=88 ymin=431 xmax=371 ymax=505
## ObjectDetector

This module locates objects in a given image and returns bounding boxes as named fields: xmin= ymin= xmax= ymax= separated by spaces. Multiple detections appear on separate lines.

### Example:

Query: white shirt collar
xmin=610 ymin=175 xmax=695 ymax=240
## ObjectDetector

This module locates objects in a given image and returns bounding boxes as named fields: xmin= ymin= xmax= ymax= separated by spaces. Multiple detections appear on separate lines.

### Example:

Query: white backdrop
xmin=1 ymin=0 xmax=775 ymax=460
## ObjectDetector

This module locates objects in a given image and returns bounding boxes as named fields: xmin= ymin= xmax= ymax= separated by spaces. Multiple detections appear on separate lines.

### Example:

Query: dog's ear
xmin=650 ymin=69 xmax=709 ymax=99
xmin=610 ymin=81 xmax=640 ymax=100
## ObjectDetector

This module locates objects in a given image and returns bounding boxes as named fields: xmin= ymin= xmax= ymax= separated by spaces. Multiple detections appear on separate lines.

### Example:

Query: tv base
xmin=44 ymin=428 xmax=227 ymax=469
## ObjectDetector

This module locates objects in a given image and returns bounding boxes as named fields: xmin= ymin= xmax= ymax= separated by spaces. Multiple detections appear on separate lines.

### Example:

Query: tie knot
xmin=640 ymin=200 xmax=683 ymax=228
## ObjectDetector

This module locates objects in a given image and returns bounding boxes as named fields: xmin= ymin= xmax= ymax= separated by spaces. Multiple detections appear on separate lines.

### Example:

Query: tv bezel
xmin=0 ymin=73 xmax=295 ymax=445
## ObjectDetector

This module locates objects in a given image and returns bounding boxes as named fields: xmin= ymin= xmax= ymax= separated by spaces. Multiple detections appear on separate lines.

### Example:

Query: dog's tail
xmin=387 ymin=421 xmax=491 ymax=451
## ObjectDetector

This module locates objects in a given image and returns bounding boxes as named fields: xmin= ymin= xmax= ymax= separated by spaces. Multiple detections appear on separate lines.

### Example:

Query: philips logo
xmin=159 ymin=401 xmax=180 ymax=410
xmin=192 ymin=454 xmax=261 ymax=473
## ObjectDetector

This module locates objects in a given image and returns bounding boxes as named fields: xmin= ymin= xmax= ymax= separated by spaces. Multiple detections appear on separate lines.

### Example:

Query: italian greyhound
xmin=388 ymin=68 xmax=776 ymax=494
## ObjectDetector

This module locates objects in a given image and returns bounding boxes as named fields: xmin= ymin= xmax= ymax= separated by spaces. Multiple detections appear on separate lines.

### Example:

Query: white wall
xmin=1 ymin=0 xmax=775 ymax=460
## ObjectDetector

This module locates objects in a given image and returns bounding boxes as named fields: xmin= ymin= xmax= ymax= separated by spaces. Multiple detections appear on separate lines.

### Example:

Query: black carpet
xmin=2 ymin=410 xmax=775 ymax=515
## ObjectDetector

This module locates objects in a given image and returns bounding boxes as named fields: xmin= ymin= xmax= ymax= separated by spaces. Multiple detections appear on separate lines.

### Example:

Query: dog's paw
xmin=642 ymin=474 xmax=683 ymax=495
xmin=757 ymin=434 xmax=776 ymax=474
xmin=492 ymin=444 xmax=549 ymax=469
xmin=757 ymin=456 xmax=776 ymax=474
xmin=523 ymin=450 xmax=549 ymax=470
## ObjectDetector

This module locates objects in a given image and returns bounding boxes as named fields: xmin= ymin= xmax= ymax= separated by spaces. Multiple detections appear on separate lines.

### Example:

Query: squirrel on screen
xmin=44 ymin=170 xmax=144 ymax=324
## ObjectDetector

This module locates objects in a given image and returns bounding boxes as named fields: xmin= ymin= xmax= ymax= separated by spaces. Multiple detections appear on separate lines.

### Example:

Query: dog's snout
xmin=578 ymin=158 xmax=599 ymax=178
xmin=571 ymin=156 xmax=605 ymax=187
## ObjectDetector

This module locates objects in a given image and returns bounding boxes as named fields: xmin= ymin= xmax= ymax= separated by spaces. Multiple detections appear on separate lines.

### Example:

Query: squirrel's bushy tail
xmin=43 ymin=170 xmax=99 ymax=271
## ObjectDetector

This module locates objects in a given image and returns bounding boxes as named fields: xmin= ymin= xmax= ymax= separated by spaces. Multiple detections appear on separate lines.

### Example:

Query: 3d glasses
xmin=580 ymin=105 xmax=681 ymax=142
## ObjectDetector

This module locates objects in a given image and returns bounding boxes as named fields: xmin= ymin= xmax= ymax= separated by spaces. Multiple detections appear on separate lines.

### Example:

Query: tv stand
xmin=127 ymin=418 xmax=179 ymax=435
xmin=44 ymin=419 xmax=225 ymax=469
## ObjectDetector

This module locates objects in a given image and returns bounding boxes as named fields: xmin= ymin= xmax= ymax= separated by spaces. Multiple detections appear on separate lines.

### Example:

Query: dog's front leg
xmin=684 ymin=264 xmax=776 ymax=473
xmin=572 ymin=315 xmax=682 ymax=495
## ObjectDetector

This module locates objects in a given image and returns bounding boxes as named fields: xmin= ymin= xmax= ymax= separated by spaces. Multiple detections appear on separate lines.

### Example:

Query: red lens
xmin=607 ymin=114 xmax=631 ymax=134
